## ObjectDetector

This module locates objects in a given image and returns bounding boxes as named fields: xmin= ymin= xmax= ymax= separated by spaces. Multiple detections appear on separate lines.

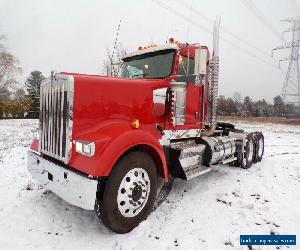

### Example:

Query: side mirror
xmin=194 ymin=49 xmax=208 ymax=75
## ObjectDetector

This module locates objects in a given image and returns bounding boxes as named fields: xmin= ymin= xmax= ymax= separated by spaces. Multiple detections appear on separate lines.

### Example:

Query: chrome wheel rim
xmin=258 ymin=138 xmax=264 ymax=157
xmin=247 ymin=139 xmax=254 ymax=161
xmin=117 ymin=168 xmax=150 ymax=217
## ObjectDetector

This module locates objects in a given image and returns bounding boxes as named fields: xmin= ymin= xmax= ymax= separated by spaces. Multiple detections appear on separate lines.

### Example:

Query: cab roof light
xmin=169 ymin=38 xmax=179 ymax=44
xmin=138 ymin=44 xmax=157 ymax=50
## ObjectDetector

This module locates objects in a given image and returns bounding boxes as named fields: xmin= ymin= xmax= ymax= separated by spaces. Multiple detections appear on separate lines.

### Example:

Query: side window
xmin=176 ymin=56 xmax=196 ymax=83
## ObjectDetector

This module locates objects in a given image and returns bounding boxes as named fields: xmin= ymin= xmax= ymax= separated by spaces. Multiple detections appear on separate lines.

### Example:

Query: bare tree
xmin=0 ymin=34 xmax=22 ymax=91
xmin=101 ymin=42 xmax=127 ymax=77
xmin=15 ymin=88 xmax=26 ymax=101
xmin=233 ymin=92 xmax=242 ymax=103
xmin=233 ymin=92 xmax=243 ymax=116
xmin=0 ymin=87 xmax=11 ymax=101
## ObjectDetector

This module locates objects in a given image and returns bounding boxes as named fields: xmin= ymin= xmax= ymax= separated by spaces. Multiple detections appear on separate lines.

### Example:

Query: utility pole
xmin=273 ymin=16 xmax=300 ymax=115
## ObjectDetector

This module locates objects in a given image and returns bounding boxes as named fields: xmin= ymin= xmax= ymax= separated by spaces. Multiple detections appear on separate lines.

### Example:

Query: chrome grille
xmin=39 ymin=74 xmax=74 ymax=164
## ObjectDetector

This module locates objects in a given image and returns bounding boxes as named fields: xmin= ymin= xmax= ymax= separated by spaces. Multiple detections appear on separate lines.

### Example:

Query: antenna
xmin=107 ymin=19 xmax=122 ymax=76
xmin=111 ymin=19 xmax=122 ymax=60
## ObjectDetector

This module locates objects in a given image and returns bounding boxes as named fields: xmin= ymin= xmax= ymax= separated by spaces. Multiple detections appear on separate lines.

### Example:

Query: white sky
xmin=0 ymin=0 xmax=299 ymax=102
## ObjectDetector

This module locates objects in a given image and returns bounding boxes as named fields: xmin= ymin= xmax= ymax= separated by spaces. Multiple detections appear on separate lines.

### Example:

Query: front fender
xmin=69 ymin=120 xmax=168 ymax=181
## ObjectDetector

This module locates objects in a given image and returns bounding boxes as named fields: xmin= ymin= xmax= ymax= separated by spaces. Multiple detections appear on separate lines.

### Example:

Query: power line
xmin=153 ymin=0 xmax=281 ymax=70
xmin=176 ymin=0 xmax=271 ymax=58
xmin=239 ymin=0 xmax=284 ymax=41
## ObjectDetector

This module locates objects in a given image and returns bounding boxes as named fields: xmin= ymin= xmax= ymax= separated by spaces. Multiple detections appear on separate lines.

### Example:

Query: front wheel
xmin=95 ymin=152 xmax=157 ymax=234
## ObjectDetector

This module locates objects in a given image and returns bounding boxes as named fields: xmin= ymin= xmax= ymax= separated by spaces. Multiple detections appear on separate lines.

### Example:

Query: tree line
xmin=217 ymin=92 xmax=298 ymax=118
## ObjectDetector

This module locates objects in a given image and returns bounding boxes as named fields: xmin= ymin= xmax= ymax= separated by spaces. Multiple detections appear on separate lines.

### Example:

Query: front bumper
xmin=27 ymin=150 xmax=98 ymax=210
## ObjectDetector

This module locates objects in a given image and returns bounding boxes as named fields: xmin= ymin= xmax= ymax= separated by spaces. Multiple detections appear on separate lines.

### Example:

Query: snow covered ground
xmin=0 ymin=119 xmax=299 ymax=250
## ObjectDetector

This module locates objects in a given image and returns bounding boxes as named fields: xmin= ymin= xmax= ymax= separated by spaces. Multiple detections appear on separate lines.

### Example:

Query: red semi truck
xmin=27 ymin=18 xmax=264 ymax=233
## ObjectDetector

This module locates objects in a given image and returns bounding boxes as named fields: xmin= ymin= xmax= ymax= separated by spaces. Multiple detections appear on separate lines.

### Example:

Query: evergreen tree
xmin=242 ymin=96 xmax=254 ymax=117
xmin=25 ymin=71 xmax=45 ymax=118
xmin=261 ymin=99 xmax=271 ymax=117
xmin=273 ymin=95 xmax=285 ymax=117
xmin=253 ymin=100 xmax=263 ymax=117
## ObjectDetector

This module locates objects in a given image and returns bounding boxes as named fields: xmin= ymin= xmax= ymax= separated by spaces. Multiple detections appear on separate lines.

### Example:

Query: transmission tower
xmin=273 ymin=16 xmax=300 ymax=109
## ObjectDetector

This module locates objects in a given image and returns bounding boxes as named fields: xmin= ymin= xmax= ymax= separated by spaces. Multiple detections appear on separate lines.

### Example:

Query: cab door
xmin=176 ymin=48 xmax=208 ymax=127
xmin=176 ymin=56 xmax=200 ymax=125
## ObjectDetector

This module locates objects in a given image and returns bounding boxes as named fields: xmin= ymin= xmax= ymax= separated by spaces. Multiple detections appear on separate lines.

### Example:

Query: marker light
xmin=75 ymin=140 xmax=95 ymax=157
xmin=169 ymin=38 xmax=176 ymax=44
xmin=34 ymin=130 xmax=40 ymax=140
xmin=138 ymin=44 xmax=157 ymax=50
xmin=130 ymin=119 xmax=140 ymax=129
xmin=178 ymin=56 xmax=183 ymax=64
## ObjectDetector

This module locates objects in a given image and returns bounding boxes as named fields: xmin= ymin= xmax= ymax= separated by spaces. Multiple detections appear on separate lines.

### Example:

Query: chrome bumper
xmin=27 ymin=150 xmax=97 ymax=210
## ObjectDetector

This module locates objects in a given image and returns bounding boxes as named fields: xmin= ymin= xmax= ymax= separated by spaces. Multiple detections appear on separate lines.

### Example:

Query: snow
xmin=0 ymin=119 xmax=299 ymax=250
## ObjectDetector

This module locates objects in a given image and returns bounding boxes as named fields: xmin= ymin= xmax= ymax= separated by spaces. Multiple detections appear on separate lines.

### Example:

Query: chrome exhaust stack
xmin=211 ymin=16 xmax=221 ymax=125
xmin=213 ymin=16 xmax=221 ymax=58
xmin=203 ymin=16 xmax=221 ymax=136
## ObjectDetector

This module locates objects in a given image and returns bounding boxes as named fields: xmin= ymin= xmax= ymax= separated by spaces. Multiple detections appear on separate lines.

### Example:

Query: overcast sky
xmin=0 ymin=0 xmax=299 ymax=102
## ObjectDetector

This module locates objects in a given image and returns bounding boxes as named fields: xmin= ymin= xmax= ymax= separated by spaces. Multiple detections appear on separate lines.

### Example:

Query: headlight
xmin=75 ymin=141 xmax=95 ymax=157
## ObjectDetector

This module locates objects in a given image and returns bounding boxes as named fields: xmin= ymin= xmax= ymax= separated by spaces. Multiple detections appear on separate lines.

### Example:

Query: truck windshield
xmin=121 ymin=49 xmax=175 ymax=79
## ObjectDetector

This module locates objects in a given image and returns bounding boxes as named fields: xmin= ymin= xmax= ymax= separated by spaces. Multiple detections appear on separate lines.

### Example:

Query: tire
xmin=235 ymin=133 xmax=255 ymax=169
xmin=254 ymin=132 xmax=264 ymax=162
xmin=95 ymin=151 xmax=157 ymax=234
xmin=234 ymin=152 xmax=243 ymax=167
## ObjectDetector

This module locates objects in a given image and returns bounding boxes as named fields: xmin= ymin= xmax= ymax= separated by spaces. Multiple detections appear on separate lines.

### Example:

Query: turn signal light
xmin=130 ymin=119 xmax=140 ymax=129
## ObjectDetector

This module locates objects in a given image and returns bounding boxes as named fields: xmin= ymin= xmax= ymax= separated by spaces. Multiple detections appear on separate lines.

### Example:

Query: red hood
xmin=70 ymin=74 xmax=169 ymax=137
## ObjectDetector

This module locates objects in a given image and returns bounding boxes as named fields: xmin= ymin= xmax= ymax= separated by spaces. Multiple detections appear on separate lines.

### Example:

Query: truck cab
xmin=121 ymin=41 xmax=210 ymax=131
xmin=27 ymin=18 xmax=264 ymax=234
